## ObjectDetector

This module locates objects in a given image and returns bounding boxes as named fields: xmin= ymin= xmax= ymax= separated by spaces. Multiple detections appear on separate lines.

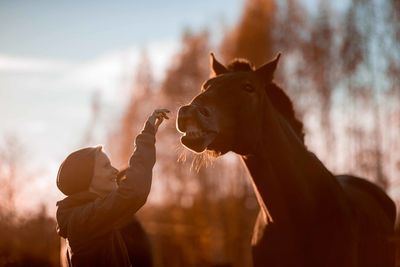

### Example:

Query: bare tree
xmin=0 ymin=134 xmax=26 ymax=217
xmin=81 ymin=89 xmax=102 ymax=146
xmin=220 ymin=0 xmax=276 ymax=66
xmin=109 ymin=51 xmax=156 ymax=168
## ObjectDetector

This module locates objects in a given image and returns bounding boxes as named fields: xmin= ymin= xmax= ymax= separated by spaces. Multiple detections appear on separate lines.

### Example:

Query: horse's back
xmin=337 ymin=174 xmax=396 ymax=267
xmin=337 ymin=174 xmax=396 ymax=225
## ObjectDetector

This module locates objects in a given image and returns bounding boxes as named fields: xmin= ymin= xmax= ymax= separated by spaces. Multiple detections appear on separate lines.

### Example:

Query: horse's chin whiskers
xmin=190 ymin=152 xmax=213 ymax=173
xmin=177 ymin=149 xmax=188 ymax=163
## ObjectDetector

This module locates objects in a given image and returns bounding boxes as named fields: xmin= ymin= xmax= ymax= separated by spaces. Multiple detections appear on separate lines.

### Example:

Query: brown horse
xmin=176 ymin=53 xmax=396 ymax=267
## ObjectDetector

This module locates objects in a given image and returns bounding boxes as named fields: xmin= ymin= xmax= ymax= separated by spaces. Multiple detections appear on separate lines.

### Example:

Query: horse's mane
xmin=227 ymin=59 xmax=305 ymax=144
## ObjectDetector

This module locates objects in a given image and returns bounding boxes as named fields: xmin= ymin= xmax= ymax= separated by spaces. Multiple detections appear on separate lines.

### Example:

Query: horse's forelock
xmin=227 ymin=58 xmax=254 ymax=72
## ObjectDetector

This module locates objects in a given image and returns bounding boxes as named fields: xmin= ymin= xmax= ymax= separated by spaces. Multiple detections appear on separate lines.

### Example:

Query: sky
xmin=0 ymin=0 xmax=243 ymax=60
xmin=0 ymin=0 xmax=347 ymax=215
xmin=0 ymin=0 xmax=244 ymax=215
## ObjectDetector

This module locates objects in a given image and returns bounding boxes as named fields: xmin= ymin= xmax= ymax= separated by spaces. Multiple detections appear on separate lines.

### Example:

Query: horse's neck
xmin=242 ymin=111 xmax=345 ymax=226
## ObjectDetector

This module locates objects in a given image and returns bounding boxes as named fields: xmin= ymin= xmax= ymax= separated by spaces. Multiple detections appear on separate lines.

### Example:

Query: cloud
xmin=61 ymin=39 xmax=179 ymax=103
xmin=64 ymin=39 xmax=178 ymax=87
xmin=64 ymin=47 xmax=140 ymax=92
xmin=0 ymin=38 xmax=178 ymax=92
xmin=0 ymin=54 xmax=74 ymax=73
xmin=147 ymin=39 xmax=179 ymax=79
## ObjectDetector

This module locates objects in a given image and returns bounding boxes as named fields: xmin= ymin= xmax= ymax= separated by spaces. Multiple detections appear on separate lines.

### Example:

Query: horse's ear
xmin=255 ymin=53 xmax=281 ymax=81
xmin=210 ymin=52 xmax=227 ymax=77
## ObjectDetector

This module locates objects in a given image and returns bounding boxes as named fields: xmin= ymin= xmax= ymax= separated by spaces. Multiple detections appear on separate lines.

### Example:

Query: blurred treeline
xmin=1 ymin=0 xmax=400 ymax=266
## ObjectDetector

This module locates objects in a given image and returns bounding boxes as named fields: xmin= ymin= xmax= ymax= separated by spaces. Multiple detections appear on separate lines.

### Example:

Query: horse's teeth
xmin=186 ymin=131 xmax=204 ymax=138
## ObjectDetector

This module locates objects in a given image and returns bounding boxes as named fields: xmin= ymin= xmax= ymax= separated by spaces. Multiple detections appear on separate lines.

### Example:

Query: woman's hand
xmin=147 ymin=109 xmax=170 ymax=132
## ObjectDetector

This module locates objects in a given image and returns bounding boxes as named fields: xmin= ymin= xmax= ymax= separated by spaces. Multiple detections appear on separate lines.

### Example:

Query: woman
xmin=56 ymin=108 xmax=169 ymax=267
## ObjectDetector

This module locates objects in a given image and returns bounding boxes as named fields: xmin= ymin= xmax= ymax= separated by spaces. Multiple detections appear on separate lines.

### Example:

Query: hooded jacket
xmin=56 ymin=123 xmax=155 ymax=267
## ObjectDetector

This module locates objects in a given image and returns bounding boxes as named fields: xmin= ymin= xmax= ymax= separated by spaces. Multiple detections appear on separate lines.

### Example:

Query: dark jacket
xmin=56 ymin=123 xmax=156 ymax=267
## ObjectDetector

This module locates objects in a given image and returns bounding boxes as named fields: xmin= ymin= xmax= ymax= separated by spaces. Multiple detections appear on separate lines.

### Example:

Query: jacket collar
xmin=56 ymin=191 xmax=99 ymax=209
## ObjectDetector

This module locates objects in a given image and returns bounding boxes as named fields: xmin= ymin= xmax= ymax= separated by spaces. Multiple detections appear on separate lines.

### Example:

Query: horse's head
xmin=176 ymin=53 xmax=281 ymax=155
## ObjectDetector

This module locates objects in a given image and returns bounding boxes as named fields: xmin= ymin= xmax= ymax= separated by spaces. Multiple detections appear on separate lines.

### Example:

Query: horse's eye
xmin=243 ymin=84 xmax=255 ymax=92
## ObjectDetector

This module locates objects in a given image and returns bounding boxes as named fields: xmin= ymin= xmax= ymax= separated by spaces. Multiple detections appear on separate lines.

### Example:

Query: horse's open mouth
xmin=181 ymin=130 xmax=217 ymax=153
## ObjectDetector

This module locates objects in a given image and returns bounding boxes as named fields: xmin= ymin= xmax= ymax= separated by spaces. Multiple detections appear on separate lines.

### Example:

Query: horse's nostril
xmin=198 ymin=106 xmax=210 ymax=117
xmin=179 ymin=105 xmax=191 ymax=115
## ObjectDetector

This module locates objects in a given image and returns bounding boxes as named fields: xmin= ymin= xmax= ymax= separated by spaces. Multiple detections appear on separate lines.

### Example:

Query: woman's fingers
xmin=162 ymin=113 xmax=170 ymax=119
xmin=156 ymin=113 xmax=169 ymax=120
xmin=155 ymin=108 xmax=170 ymax=114
xmin=154 ymin=109 xmax=170 ymax=120
xmin=148 ymin=108 xmax=170 ymax=132
xmin=155 ymin=118 xmax=164 ymax=128
xmin=153 ymin=109 xmax=170 ymax=116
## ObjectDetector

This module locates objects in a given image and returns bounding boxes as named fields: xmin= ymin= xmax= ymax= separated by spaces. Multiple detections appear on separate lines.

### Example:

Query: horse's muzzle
xmin=176 ymin=104 xmax=211 ymax=133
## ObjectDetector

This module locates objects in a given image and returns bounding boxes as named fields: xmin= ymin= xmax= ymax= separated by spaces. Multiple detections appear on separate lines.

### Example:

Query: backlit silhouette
xmin=177 ymin=53 xmax=396 ymax=267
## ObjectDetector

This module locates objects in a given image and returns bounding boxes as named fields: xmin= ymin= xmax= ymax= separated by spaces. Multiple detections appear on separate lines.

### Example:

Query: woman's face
xmin=89 ymin=150 xmax=118 ymax=196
